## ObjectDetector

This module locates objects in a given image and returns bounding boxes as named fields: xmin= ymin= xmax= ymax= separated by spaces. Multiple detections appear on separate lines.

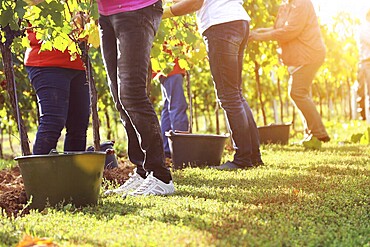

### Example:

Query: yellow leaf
xmin=88 ymin=29 xmax=100 ymax=48
xmin=86 ymin=22 xmax=100 ymax=48
xmin=151 ymin=58 xmax=161 ymax=72
xmin=178 ymin=58 xmax=189 ymax=70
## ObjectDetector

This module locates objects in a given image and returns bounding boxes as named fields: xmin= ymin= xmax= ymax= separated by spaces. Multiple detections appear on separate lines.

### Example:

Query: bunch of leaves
xmin=152 ymin=14 xmax=205 ymax=74
xmin=24 ymin=0 xmax=100 ymax=58
xmin=0 ymin=0 xmax=28 ymax=51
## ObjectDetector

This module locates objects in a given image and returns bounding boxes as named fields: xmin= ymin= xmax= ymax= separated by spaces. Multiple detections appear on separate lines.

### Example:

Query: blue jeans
xmin=203 ymin=20 xmax=262 ymax=167
xmin=98 ymin=0 xmax=172 ymax=182
xmin=160 ymin=74 xmax=189 ymax=157
xmin=26 ymin=66 xmax=90 ymax=155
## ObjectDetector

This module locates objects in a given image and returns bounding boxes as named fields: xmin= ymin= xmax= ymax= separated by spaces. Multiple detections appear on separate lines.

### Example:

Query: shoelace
xmin=132 ymin=176 xmax=156 ymax=194
xmin=123 ymin=173 xmax=141 ymax=187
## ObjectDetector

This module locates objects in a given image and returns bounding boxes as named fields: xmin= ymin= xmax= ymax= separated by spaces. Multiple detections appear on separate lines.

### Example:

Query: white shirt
xmin=196 ymin=0 xmax=251 ymax=35
xmin=359 ymin=21 xmax=370 ymax=62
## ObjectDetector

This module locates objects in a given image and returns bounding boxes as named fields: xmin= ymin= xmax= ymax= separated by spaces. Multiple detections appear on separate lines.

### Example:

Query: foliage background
xmin=0 ymin=0 xmax=364 ymax=156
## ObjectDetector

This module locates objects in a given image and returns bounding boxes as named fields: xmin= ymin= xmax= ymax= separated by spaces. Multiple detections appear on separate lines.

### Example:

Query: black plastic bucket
xmin=166 ymin=130 xmax=229 ymax=169
xmin=15 ymin=152 xmax=106 ymax=210
xmin=258 ymin=123 xmax=291 ymax=145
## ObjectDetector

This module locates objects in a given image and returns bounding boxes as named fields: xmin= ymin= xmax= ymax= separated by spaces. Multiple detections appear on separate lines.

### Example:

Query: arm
xmin=254 ymin=27 xmax=274 ymax=33
xmin=163 ymin=0 xmax=204 ymax=19
xmin=269 ymin=0 xmax=310 ymax=42
xmin=24 ymin=0 xmax=45 ymax=5
xmin=249 ymin=29 xmax=275 ymax=41
xmin=360 ymin=24 xmax=370 ymax=47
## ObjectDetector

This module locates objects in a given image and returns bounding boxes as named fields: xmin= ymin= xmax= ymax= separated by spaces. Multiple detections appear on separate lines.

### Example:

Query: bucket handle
xmin=48 ymin=149 xmax=113 ymax=155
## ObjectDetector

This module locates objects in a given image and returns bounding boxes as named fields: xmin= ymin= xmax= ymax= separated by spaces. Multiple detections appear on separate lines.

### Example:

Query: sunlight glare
xmin=312 ymin=0 xmax=370 ymax=24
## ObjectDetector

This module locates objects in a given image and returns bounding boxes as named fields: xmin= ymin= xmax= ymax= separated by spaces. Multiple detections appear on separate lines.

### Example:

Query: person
xmin=357 ymin=9 xmax=370 ymax=121
xmin=155 ymin=58 xmax=189 ymax=158
xmin=97 ymin=0 xmax=175 ymax=196
xmin=249 ymin=0 xmax=330 ymax=145
xmin=162 ymin=0 xmax=264 ymax=170
xmin=24 ymin=28 xmax=90 ymax=155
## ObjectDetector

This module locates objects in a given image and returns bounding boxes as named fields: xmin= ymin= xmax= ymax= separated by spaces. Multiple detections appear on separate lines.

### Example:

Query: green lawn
xmin=0 ymin=120 xmax=369 ymax=246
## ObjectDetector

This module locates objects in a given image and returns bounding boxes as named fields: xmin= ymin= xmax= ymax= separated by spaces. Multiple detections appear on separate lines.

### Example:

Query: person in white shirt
xmin=163 ymin=0 xmax=263 ymax=170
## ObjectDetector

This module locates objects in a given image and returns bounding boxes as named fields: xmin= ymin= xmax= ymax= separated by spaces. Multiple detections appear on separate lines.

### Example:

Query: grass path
xmin=0 ymin=120 xmax=369 ymax=246
xmin=1 ymin=139 xmax=369 ymax=246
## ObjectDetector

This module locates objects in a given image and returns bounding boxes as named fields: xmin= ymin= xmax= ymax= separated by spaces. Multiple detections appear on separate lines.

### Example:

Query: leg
xmin=64 ymin=70 xmax=90 ymax=152
xmin=160 ymin=74 xmax=189 ymax=157
xmin=203 ymin=20 xmax=257 ymax=167
xmin=99 ymin=14 xmax=146 ymax=177
xmin=99 ymin=2 xmax=172 ymax=182
xmin=26 ymin=67 xmax=71 ymax=154
xmin=160 ymin=83 xmax=172 ymax=157
xmin=357 ymin=64 xmax=366 ymax=120
xmin=236 ymin=32 xmax=262 ymax=165
xmin=362 ymin=62 xmax=370 ymax=120
xmin=241 ymin=97 xmax=263 ymax=164
xmin=289 ymin=62 xmax=329 ymax=139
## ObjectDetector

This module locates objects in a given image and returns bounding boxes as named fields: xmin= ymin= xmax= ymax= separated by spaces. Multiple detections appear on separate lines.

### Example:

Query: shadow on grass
xmin=173 ymin=165 xmax=368 ymax=205
xmin=263 ymin=143 xmax=367 ymax=155
xmin=0 ymin=231 xmax=19 ymax=247
xmin=55 ymin=164 xmax=368 ymax=246
xmin=79 ymin=198 xmax=156 ymax=220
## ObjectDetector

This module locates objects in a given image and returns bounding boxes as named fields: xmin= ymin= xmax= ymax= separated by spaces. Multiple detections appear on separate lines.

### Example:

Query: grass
xmin=0 ymin=120 xmax=369 ymax=246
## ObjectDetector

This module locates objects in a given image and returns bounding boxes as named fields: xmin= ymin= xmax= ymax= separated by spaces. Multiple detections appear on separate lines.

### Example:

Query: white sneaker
xmin=128 ymin=172 xmax=175 ymax=196
xmin=104 ymin=169 xmax=145 ymax=196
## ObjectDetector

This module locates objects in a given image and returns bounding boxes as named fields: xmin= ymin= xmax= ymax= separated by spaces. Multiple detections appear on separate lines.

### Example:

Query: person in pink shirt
xmin=97 ymin=0 xmax=175 ymax=197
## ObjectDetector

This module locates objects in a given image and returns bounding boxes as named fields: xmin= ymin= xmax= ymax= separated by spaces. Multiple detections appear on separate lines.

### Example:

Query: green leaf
xmin=151 ymin=58 xmax=161 ymax=73
xmin=9 ymin=19 xmax=19 ymax=31
xmin=350 ymin=133 xmax=363 ymax=143
xmin=151 ymin=45 xmax=161 ymax=58
xmin=178 ymin=58 xmax=189 ymax=70
xmin=0 ymin=9 xmax=13 ymax=27
xmin=15 ymin=1 xmax=27 ymax=19
xmin=360 ymin=128 xmax=370 ymax=145
xmin=53 ymin=35 xmax=68 ymax=52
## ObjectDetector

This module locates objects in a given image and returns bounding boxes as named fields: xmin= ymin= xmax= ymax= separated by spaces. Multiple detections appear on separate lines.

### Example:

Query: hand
xmin=24 ymin=0 xmax=45 ymax=6
xmin=162 ymin=6 xmax=175 ymax=19
xmin=254 ymin=27 xmax=273 ymax=33
xmin=164 ymin=0 xmax=181 ymax=3
xmin=249 ymin=31 xmax=257 ymax=41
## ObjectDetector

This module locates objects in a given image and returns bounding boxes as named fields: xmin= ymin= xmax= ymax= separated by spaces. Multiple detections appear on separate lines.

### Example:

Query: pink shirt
xmin=97 ymin=0 xmax=158 ymax=16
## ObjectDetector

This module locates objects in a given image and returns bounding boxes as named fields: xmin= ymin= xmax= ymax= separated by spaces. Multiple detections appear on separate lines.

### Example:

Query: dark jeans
xmin=160 ymin=74 xmax=189 ymax=157
xmin=203 ymin=20 xmax=262 ymax=167
xmin=289 ymin=62 xmax=329 ymax=139
xmin=98 ymin=0 xmax=172 ymax=182
xmin=26 ymin=66 xmax=90 ymax=155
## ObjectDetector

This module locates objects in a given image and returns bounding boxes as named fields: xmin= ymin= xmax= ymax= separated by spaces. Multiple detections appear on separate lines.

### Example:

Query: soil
xmin=0 ymin=159 xmax=135 ymax=217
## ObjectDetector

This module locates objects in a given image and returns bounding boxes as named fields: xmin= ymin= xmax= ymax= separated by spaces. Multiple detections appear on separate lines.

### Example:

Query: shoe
xmin=318 ymin=136 xmax=330 ymax=142
xmin=302 ymin=135 xmax=322 ymax=150
xmin=104 ymin=169 xmax=145 ymax=196
xmin=210 ymin=161 xmax=251 ymax=170
xmin=127 ymin=172 xmax=175 ymax=196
